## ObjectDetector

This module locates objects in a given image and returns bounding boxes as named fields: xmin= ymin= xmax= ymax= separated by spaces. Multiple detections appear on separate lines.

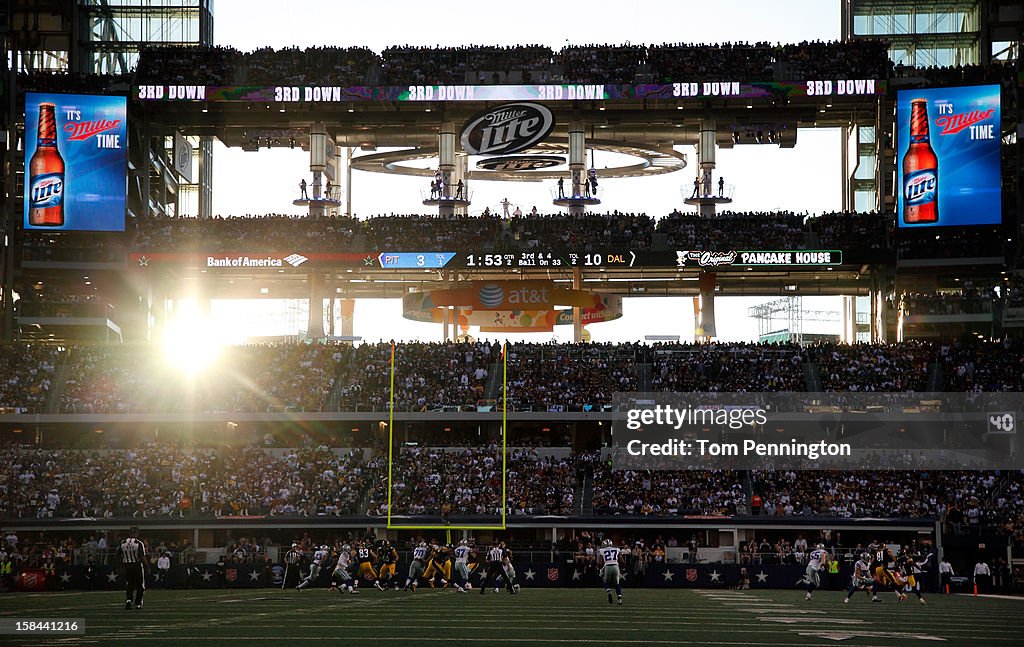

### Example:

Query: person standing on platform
xmin=557 ymin=177 xmax=565 ymax=198
xmin=690 ymin=177 xmax=700 ymax=198
xmin=299 ymin=178 xmax=308 ymax=199
xmin=430 ymin=180 xmax=439 ymax=199
xmin=718 ymin=176 xmax=725 ymax=197
xmin=325 ymin=179 xmax=332 ymax=200
xmin=501 ymin=197 xmax=511 ymax=216
xmin=456 ymin=179 xmax=464 ymax=199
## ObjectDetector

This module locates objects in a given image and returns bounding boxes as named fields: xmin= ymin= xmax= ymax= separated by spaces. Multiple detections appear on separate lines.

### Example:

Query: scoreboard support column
xmin=572 ymin=266 xmax=583 ymax=342
xmin=438 ymin=123 xmax=456 ymax=217
xmin=568 ymin=121 xmax=585 ymax=216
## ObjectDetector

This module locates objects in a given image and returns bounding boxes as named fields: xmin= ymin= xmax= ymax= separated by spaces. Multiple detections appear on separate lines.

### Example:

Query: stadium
xmin=0 ymin=0 xmax=1022 ymax=644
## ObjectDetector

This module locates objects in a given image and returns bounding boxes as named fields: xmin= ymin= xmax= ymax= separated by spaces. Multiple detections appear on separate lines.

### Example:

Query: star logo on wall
xmin=663 ymin=570 xmax=674 ymax=582
xmin=524 ymin=569 xmax=536 ymax=581
xmin=249 ymin=570 xmax=261 ymax=581
xmin=756 ymin=571 xmax=769 ymax=583
xmin=106 ymin=572 xmax=119 ymax=583
xmin=201 ymin=571 xmax=213 ymax=581
xmin=709 ymin=570 xmax=721 ymax=582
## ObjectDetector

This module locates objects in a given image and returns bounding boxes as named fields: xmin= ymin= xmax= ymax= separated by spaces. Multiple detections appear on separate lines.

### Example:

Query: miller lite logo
xmin=903 ymin=169 xmax=937 ymax=206
xmin=29 ymin=173 xmax=64 ymax=208
xmin=461 ymin=102 xmax=555 ymax=156
xmin=477 ymin=155 xmax=564 ymax=171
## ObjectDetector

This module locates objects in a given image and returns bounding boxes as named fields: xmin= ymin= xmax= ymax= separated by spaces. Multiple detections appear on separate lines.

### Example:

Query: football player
xmin=844 ymin=552 xmax=874 ymax=603
xmin=897 ymin=545 xmax=926 ymax=605
xmin=330 ymin=544 xmax=359 ymax=594
xmin=597 ymin=539 xmax=623 ymax=605
xmin=804 ymin=543 xmax=830 ymax=600
xmin=355 ymin=541 xmax=378 ymax=587
xmin=453 ymin=539 xmax=475 ymax=592
xmin=424 ymin=543 xmax=452 ymax=589
xmin=501 ymin=543 xmax=519 ymax=594
xmin=296 ymin=544 xmax=329 ymax=590
xmin=404 ymin=541 xmax=429 ymax=592
xmin=870 ymin=542 xmax=907 ymax=603
xmin=375 ymin=540 xmax=399 ymax=591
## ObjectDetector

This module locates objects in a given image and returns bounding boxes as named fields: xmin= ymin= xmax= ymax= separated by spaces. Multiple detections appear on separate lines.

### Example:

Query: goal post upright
xmin=386 ymin=340 xmax=508 ymax=532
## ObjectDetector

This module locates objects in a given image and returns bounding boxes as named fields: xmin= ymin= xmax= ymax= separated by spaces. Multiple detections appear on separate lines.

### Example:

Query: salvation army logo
xmin=22 ymin=572 xmax=39 ymax=588
xmin=547 ymin=568 xmax=559 ymax=581
xmin=461 ymin=103 xmax=555 ymax=156
xmin=686 ymin=568 xmax=698 ymax=582
xmin=226 ymin=568 xmax=237 ymax=582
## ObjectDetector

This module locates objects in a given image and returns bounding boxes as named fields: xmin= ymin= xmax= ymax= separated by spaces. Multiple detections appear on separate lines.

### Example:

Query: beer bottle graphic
xmin=902 ymin=98 xmax=938 ymax=224
xmin=28 ymin=102 xmax=66 ymax=226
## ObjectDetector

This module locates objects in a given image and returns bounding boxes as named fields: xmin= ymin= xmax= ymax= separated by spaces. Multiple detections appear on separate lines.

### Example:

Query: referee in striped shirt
xmin=120 ymin=531 xmax=147 ymax=610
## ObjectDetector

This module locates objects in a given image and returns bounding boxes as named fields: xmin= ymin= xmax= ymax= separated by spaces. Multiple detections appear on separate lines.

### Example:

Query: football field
xmin=0 ymin=587 xmax=1019 ymax=646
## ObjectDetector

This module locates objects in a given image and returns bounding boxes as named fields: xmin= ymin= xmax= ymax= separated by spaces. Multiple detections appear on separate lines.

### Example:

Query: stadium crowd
xmin=121 ymin=40 xmax=894 ymax=86
xmin=0 ymin=343 xmax=58 ymax=414
xmin=590 ymin=467 xmax=746 ymax=516
xmin=61 ymin=343 xmax=346 ymax=413
xmin=85 ymin=211 xmax=894 ymax=256
xmin=0 ymin=340 xmax=1020 ymax=415
xmin=0 ymin=442 xmax=369 ymax=519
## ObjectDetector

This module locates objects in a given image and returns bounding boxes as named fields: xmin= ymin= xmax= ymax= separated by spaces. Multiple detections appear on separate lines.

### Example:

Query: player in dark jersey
xmin=896 ymin=546 xmax=926 ymax=604
xmin=375 ymin=540 xmax=399 ymax=591
xmin=354 ymin=541 xmax=378 ymax=587
xmin=424 ymin=544 xmax=452 ymax=589
xmin=119 ymin=533 xmax=147 ymax=610
xmin=870 ymin=543 xmax=907 ymax=603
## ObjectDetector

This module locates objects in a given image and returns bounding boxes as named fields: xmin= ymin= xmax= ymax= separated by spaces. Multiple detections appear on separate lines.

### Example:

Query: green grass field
xmin=0 ymin=587 xmax=1019 ymax=646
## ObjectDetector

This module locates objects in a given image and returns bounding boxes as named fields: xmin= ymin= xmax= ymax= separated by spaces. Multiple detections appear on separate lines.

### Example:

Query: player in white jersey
xmin=404 ymin=542 xmax=429 ymax=592
xmin=597 ymin=539 xmax=623 ymax=605
xmin=297 ymin=545 xmax=329 ymax=590
xmin=804 ymin=543 xmax=830 ymax=600
xmin=453 ymin=540 xmax=475 ymax=592
xmin=330 ymin=545 xmax=359 ymax=594
xmin=844 ymin=553 xmax=874 ymax=603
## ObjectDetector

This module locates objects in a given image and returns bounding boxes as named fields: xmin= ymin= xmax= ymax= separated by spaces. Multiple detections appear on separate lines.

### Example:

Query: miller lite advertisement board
xmin=896 ymin=84 xmax=1001 ymax=228
xmin=24 ymin=92 xmax=127 ymax=231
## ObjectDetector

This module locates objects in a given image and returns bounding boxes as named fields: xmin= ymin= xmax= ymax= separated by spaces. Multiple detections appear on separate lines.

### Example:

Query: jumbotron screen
xmin=896 ymin=84 xmax=1001 ymax=228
